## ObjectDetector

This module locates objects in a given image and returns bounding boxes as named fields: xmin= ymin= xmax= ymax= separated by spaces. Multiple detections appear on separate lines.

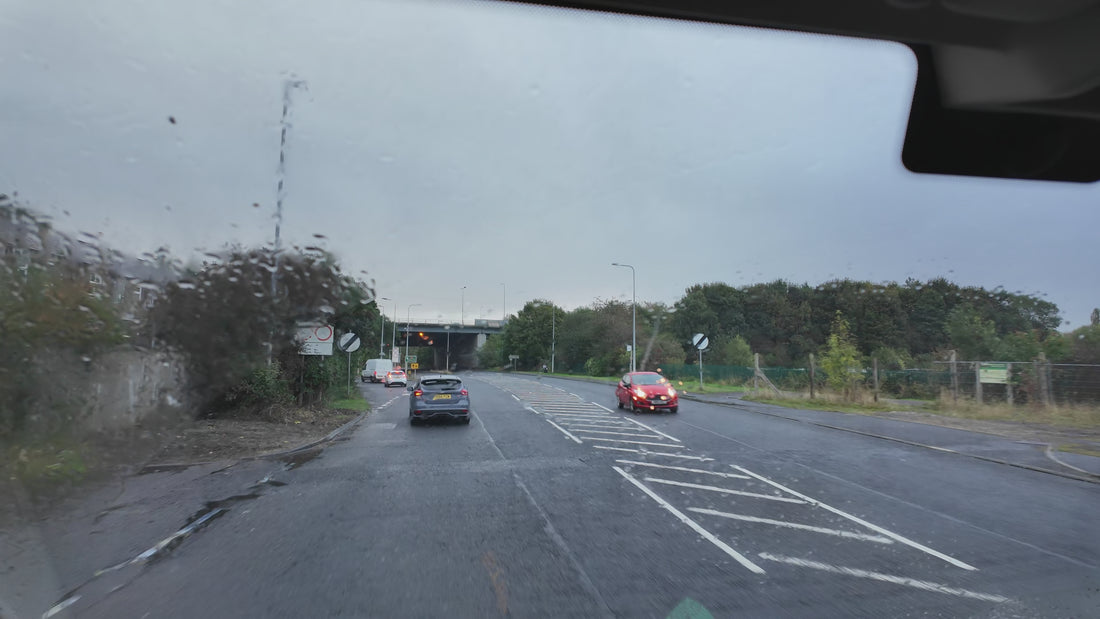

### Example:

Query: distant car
xmin=362 ymin=358 xmax=394 ymax=383
xmin=408 ymin=375 xmax=471 ymax=425
xmin=616 ymin=371 xmax=678 ymax=414
xmin=383 ymin=369 xmax=407 ymax=387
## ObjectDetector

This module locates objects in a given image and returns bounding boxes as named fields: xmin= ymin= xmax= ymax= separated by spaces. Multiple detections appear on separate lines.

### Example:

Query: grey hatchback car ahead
xmin=408 ymin=375 xmax=471 ymax=425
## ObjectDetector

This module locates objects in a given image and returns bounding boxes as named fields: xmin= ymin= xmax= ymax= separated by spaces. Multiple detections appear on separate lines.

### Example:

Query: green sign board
xmin=979 ymin=362 xmax=1009 ymax=384
xmin=406 ymin=355 xmax=417 ymax=364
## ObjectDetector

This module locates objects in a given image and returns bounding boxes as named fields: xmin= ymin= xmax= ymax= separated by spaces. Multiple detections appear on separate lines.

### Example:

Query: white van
xmin=362 ymin=359 xmax=395 ymax=383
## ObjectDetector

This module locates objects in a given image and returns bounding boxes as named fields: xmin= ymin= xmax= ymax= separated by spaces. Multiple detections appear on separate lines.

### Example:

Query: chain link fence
xmin=656 ymin=361 xmax=1100 ymax=406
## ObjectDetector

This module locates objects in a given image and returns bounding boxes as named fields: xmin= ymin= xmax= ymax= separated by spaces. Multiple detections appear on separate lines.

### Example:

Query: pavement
xmin=3 ymin=373 xmax=1098 ymax=618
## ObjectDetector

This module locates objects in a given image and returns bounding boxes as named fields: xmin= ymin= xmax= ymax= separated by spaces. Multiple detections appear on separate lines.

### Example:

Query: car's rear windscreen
xmin=420 ymin=379 xmax=462 ymax=391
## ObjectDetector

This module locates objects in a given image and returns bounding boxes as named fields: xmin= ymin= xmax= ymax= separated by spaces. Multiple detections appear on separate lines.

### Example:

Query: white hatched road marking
xmin=569 ymin=428 xmax=661 ymax=439
xmin=688 ymin=508 xmax=894 ymax=544
xmin=584 ymin=437 xmax=683 ymax=448
xmin=614 ymin=467 xmax=765 ymax=574
xmin=645 ymin=477 xmax=806 ymax=504
xmin=594 ymin=446 xmax=708 ymax=460
xmin=482 ymin=375 xmax=1002 ymax=604
xmin=614 ymin=460 xmax=750 ymax=480
xmin=545 ymin=419 xmax=583 ymax=444
xmin=758 ymin=554 xmax=1008 ymax=603
xmin=732 ymin=465 xmax=978 ymax=571
xmin=622 ymin=417 xmax=682 ymax=442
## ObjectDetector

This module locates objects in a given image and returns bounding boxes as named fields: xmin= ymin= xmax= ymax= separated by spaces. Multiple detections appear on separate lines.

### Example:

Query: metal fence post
xmin=950 ymin=350 xmax=958 ymax=403
xmin=872 ymin=358 xmax=879 ymax=403
xmin=809 ymin=353 xmax=815 ymax=399
xmin=974 ymin=361 xmax=983 ymax=404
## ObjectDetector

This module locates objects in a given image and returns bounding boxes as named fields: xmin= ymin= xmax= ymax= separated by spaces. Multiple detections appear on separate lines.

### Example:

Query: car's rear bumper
xmin=410 ymin=409 xmax=470 ymax=421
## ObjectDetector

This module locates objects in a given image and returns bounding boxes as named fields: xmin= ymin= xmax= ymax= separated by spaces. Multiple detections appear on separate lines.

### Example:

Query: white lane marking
xmin=569 ymin=428 xmax=660 ymax=439
xmin=595 ymin=446 xmax=711 ymax=461
xmin=538 ymin=412 xmax=612 ymax=419
xmin=688 ymin=508 xmax=893 ymax=544
xmin=524 ymin=405 xmax=542 ymax=416
xmin=646 ymin=477 xmax=806 ymax=504
xmin=614 ymin=467 xmax=765 ymax=574
xmin=732 ymin=465 xmax=978 ymax=571
xmin=511 ymin=394 xmax=520 ymax=401
xmin=569 ymin=392 xmax=583 ymax=399
xmin=614 ymin=460 xmax=750 ymax=479
xmin=585 ymin=437 xmax=682 ymax=448
xmin=758 ymin=554 xmax=1008 ymax=603
xmin=545 ymin=419 xmax=583 ymax=444
xmin=623 ymin=417 xmax=682 ymax=443
xmin=592 ymin=403 xmax=617 ymax=413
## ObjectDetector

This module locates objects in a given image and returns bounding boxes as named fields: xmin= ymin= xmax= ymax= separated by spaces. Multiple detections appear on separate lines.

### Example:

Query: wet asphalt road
xmin=69 ymin=373 xmax=1099 ymax=618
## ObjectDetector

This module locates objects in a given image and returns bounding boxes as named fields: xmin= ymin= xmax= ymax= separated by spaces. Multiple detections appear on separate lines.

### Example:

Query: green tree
xmin=150 ymin=246 xmax=372 ymax=413
xmin=945 ymin=304 xmax=999 ymax=360
xmin=820 ymin=312 xmax=863 ymax=400
xmin=478 ymin=333 xmax=504 ymax=369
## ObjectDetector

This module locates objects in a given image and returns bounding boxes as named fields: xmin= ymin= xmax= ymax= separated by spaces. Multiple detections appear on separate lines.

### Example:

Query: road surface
xmin=44 ymin=373 xmax=1100 ymax=618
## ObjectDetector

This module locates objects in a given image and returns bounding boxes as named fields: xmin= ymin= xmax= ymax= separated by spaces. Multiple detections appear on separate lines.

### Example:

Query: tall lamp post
xmin=500 ymin=283 xmax=506 ymax=322
xmin=612 ymin=262 xmax=636 ymax=372
xmin=445 ymin=325 xmax=452 ymax=372
xmin=461 ymin=286 xmax=467 ymax=326
xmin=378 ymin=296 xmax=390 ymax=358
xmin=390 ymin=301 xmax=398 ymax=360
xmin=405 ymin=303 xmax=421 ymax=371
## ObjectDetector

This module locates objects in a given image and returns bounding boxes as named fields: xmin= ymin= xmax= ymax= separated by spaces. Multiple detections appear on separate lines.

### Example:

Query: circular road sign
xmin=338 ymin=332 xmax=361 ymax=353
xmin=692 ymin=333 xmax=709 ymax=351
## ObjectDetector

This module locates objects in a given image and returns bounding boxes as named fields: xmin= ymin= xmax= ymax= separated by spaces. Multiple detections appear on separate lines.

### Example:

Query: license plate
xmin=432 ymin=394 xmax=452 ymax=400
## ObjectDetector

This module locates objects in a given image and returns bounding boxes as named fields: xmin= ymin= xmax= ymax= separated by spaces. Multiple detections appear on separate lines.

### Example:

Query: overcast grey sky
xmin=3 ymin=0 xmax=1098 ymax=327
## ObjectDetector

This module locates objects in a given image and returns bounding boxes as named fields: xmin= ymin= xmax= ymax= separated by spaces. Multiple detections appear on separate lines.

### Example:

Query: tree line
xmin=487 ymin=278 xmax=1097 ymax=375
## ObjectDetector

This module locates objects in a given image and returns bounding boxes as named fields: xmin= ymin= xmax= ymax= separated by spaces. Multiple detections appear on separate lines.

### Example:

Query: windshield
xmin=3 ymin=1 xmax=1098 ymax=618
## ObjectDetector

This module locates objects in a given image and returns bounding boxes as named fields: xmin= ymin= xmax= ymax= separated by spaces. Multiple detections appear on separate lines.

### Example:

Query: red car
xmin=616 ymin=371 xmax=678 ymax=414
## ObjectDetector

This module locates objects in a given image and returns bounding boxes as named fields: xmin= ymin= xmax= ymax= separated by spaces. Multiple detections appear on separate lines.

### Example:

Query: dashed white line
xmin=623 ymin=417 xmax=682 ymax=443
xmin=614 ymin=467 xmax=765 ymax=574
xmin=594 ymin=446 xmax=708 ymax=460
xmin=614 ymin=460 xmax=750 ymax=479
xmin=688 ymin=508 xmax=894 ymax=544
xmin=545 ymin=419 xmax=583 ymax=444
xmin=511 ymin=394 xmax=520 ymax=401
xmin=757 ymin=554 xmax=1008 ymax=603
xmin=732 ymin=465 xmax=978 ymax=571
xmin=645 ymin=477 xmax=806 ymax=504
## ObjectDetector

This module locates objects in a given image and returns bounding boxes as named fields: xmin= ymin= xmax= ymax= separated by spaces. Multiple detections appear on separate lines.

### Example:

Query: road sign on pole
xmin=297 ymin=324 xmax=334 ymax=356
xmin=692 ymin=333 xmax=709 ymax=390
xmin=692 ymin=333 xmax=709 ymax=351
xmin=337 ymin=332 xmax=361 ymax=353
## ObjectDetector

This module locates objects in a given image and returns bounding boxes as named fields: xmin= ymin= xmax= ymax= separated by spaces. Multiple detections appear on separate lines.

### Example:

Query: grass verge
xmin=743 ymin=394 xmax=906 ymax=415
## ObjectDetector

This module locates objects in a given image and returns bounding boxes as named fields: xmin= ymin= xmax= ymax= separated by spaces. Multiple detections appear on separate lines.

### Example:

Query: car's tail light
xmin=413 ymin=389 xmax=423 ymax=397
xmin=460 ymin=388 xmax=468 ymax=396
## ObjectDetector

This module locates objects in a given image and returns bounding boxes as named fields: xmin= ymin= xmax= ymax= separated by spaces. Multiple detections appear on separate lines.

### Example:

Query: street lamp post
xmin=390 ymin=301 xmax=398 ymax=360
xmin=445 ymin=325 xmax=452 ymax=372
xmin=612 ymin=262 xmax=636 ymax=372
xmin=551 ymin=304 xmax=556 ymax=374
xmin=405 ymin=303 xmax=421 ymax=371
xmin=378 ymin=297 xmax=390 ymax=358
xmin=501 ymin=283 xmax=506 ymax=322
xmin=461 ymin=286 xmax=467 ymax=326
